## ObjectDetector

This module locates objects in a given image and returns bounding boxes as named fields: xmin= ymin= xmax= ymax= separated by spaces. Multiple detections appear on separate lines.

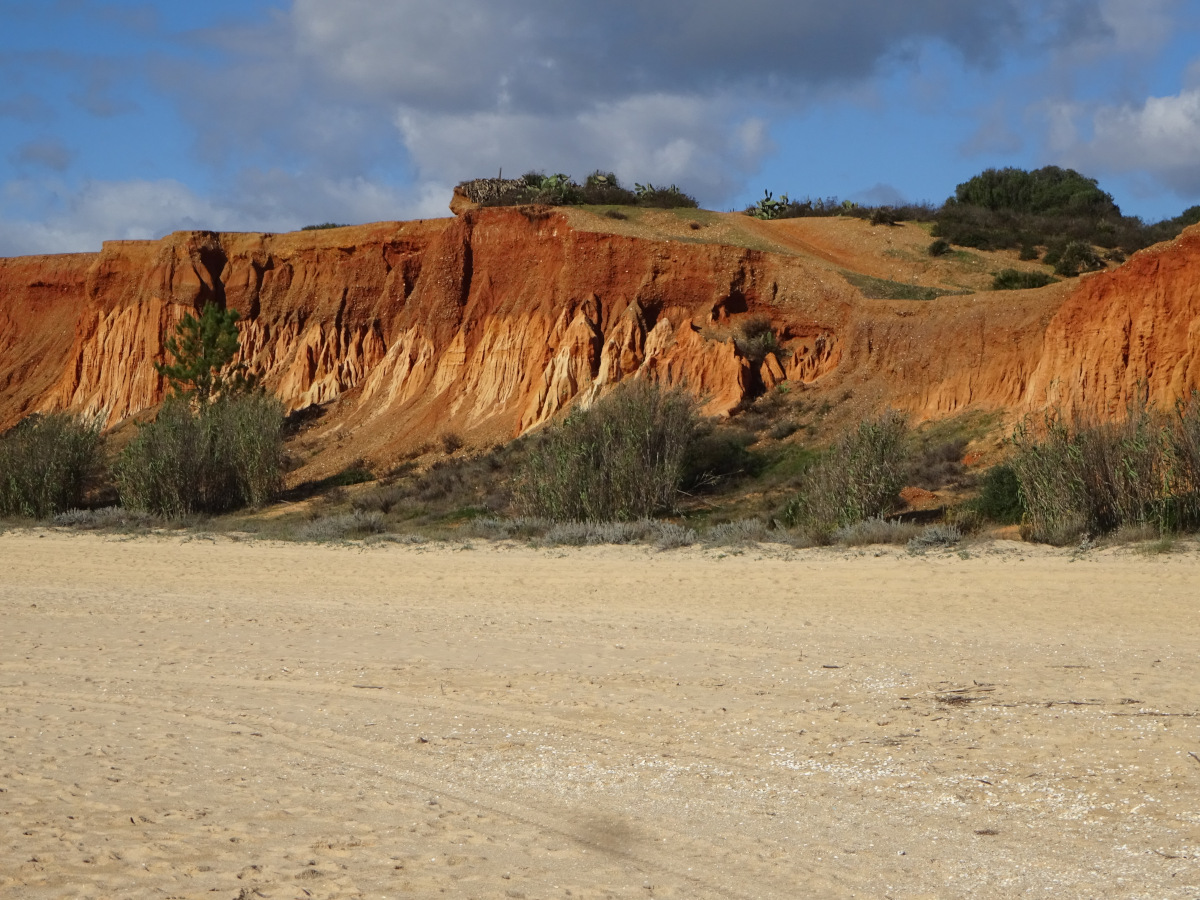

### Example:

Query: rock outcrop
xmin=2 ymin=209 xmax=1199 ymax=471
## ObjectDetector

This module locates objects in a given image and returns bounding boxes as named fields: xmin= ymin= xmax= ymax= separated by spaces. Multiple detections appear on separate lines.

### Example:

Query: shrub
xmin=300 ymin=222 xmax=349 ymax=231
xmin=972 ymin=464 xmax=1024 ymax=525
xmin=0 ymin=413 xmax=104 ymax=518
xmin=928 ymin=239 xmax=951 ymax=257
xmin=1051 ymin=240 xmax=1104 ymax=277
xmin=991 ymin=269 xmax=1057 ymax=291
xmin=869 ymin=206 xmax=900 ymax=226
xmin=906 ymin=523 xmax=962 ymax=553
xmin=1019 ymin=242 xmax=1040 ymax=261
xmin=115 ymin=393 xmax=285 ymax=517
xmin=540 ymin=519 xmax=659 ymax=546
xmin=295 ymin=510 xmax=386 ymax=542
xmin=703 ymin=518 xmax=769 ymax=546
xmin=655 ymin=522 xmax=698 ymax=549
xmin=513 ymin=379 xmax=698 ymax=521
xmin=906 ymin=436 xmax=968 ymax=491
xmin=733 ymin=314 xmax=782 ymax=365
xmin=682 ymin=424 xmax=760 ymax=492
xmin=632 ymin=182 xmax=699 ymax=209
xmin=953 ymin=166 xmax=1118 ymax=218
xmin=833 ymin=517 xmax=921 ymax=546
xmin=782 ymin=411 xmax=909 ymax=533
xmin=53 ymin=506 xmax=161 ymax=531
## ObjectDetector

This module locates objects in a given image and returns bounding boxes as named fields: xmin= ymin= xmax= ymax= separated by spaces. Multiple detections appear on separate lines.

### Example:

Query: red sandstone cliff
xmin=1 ymin=209 xmax=1198 ymax=469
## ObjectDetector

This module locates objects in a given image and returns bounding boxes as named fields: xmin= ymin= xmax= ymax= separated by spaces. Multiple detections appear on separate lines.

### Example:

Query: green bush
xmin=1050 ymin=240 xmax=1105 ymax=277
xmin=972 ymin=464 xmax=1024 ymax=524
xmin=781 ymin=411 xmax=909 ymax=533
xmin=733 ymin=314 xmax=782 ymax=365
xmin=682 ymin=424 xmax=761 ymax=492
xmin=513 ymin=380 xmax=698 ymax=521
xmin=991 ymin=269 xmax=1057 ymax=291
xmin=928 ymin=239 xmax=951 ymax=257
xmin=115 ymin=393 xmax=284 ymax=517
xmin=0 ymin=413 xmax=103 ymax=518
xmin=932 ymin=166 xmax=1195 ymax=257
xmin=869 ymin=206 xmax=900 ymax=226
xmin=953 ymin=166 xmax=1118 ymax=217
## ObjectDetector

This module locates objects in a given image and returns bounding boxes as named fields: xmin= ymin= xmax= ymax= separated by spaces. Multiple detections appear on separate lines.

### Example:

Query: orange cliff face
xmin=2 ymin=209 xmax=1199 ymax=465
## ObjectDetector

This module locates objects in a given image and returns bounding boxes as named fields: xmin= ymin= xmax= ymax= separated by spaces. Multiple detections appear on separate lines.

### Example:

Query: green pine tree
xmin=155 ymin=303 xmax=256 ymax=403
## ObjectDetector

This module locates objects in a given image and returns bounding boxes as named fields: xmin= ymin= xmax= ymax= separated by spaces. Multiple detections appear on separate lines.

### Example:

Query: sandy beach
xmin=1 ymin=531 xmax=1198 ymax=899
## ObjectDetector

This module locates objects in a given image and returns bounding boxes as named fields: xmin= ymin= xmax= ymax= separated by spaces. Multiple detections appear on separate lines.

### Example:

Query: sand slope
xmin=1 ymin=532 xmax=1198 ymax=898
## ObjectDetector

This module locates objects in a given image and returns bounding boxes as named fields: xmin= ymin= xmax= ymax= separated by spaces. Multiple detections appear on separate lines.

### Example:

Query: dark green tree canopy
xmin=155 ymin=303 xmax=255 ymax=403
xmin=952 ymin=166 xmax=1119 ymax=218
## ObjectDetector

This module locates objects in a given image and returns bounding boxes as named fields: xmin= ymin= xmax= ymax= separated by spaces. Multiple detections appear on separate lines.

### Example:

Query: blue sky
xmin=2 ymin=0 xmax=1199 ymax=256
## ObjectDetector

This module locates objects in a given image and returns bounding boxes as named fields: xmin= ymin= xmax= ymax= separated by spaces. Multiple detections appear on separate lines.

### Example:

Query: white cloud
xmin=396 ymin=94 xmax=772 ymax=203
xmin=1053 ymin=85 xmax=1200 ymax=195
xmin=0 ymin=174 xmax=432 ymax=257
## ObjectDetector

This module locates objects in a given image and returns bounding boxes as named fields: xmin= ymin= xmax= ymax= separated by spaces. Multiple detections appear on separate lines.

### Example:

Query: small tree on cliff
xmin=156 ymin=303 xmax=255 ymax=403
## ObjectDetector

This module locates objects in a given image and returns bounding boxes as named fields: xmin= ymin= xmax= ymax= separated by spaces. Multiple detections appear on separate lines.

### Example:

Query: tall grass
xmin=1011 ymin=395 xmax=1200 ymax=543
xmin=115 ymin=393 xmax=284 ymax=517
xmin=781 ymin=411 xmax=909 ymax=534
xmin=0 ymin=413 xmax=104 ymax=518
xmin=513 ymin=380 xmax=698 ymax=521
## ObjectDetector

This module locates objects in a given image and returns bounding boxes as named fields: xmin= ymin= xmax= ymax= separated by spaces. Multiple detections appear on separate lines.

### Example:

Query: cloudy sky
xmin=2 ymin=0 xmax=1199 ymax=256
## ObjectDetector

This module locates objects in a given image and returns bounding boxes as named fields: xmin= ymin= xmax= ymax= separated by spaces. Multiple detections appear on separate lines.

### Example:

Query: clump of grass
xmin=842 ymin=272 xmax=961 ymax=302
xmin=733 ymin=314 xmax=783 ymax=366
xmin=703 ymin=518 xmax=769 ymax=546
xmin=514 ymin=380 xmax=698 ymax=521
xmin=540 ymin=520 xmax=660 ymax=546
xmin=294 ymin=510 xmax=386 ymax=542
xmin=0 ymin=413 xmax=104 ymax=518
xmin=834 ymin=517 xmax=921 ymax=547
xmin=906 ymin=523 xmax=962 ymax=553
xmin=781 ymin=411 xmax=909 ymax=535
xmin=655 ymin=522 xmax=698 ymax=550
xmin=53 ymin=506 xmax=163 ymax=531
xmin=1009 ymin=394 xmax=1200 ymax=544
xmin=991 ymin=269 xmax=1057 ymax=291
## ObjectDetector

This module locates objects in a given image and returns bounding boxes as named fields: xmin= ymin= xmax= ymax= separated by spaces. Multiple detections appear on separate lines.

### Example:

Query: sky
xmin=2 ymin=0 xmax=1199 ymax=257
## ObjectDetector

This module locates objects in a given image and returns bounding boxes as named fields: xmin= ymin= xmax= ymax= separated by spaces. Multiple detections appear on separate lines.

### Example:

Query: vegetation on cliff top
xmin=749 ymin=165 xmax=1200 ymax=273
xmin=461 ymin=171 xmax=698 ymax=209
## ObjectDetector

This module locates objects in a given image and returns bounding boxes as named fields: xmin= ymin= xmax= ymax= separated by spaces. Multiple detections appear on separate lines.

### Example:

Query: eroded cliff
xmin=2 ymin=208 xmax=1198 ymax=472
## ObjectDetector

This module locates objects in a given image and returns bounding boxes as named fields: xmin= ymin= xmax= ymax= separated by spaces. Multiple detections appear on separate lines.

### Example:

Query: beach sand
xmin=1 ymin=531 xmax=1198 ymax=898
